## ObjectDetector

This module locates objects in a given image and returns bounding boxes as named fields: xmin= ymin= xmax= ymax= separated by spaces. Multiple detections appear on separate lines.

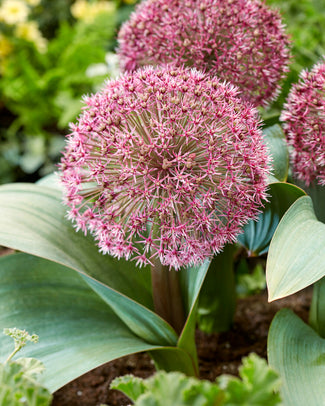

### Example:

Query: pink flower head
xmin=281 ymin=61 xmax=325 ymax=187
xmin=60 ymin=66 xmax=269 ymax=269
xmin=117 ymin=0 xmax=291 ymax=107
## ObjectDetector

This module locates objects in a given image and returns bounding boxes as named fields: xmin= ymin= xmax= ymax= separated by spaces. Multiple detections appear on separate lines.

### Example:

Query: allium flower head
xmin=281 ymin=61 xmax=325 ymax=187
xmin=117 ymin=0 xmax=290 ymax=107
xmin=60 ymin=66 xmax=269 ymax=269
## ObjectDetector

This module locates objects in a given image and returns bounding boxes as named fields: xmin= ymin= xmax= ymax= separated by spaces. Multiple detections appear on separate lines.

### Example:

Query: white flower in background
xmin=86 ymin=52 xmax=120 ymax=79
xmin=105 ymin=52 xmax=120 ymax=78
xmin=0 ymin=0 xmax=29 ymax=24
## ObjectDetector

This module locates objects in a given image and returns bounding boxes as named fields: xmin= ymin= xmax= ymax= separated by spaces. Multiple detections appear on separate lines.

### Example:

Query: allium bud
xmin=117 ymin=0 xmax=290 ymax=107
xmin=281 ymin=61 xmax=325 ymax=187
xmin=60 ymin=66 xmax=269 ymax=269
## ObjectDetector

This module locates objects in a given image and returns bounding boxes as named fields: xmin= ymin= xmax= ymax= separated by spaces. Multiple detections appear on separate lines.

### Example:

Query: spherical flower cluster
xmin=117 ymin=0 xmax=290 ymax=107
xmin=60 ymin=66 xmax=269 ymax=269
xmin=281 ymin=61 xmax=325 ymax=186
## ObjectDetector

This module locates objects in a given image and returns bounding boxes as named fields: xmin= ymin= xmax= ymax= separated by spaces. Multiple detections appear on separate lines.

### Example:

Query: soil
xmin=51 ymin=287 xmax=312 ymax=406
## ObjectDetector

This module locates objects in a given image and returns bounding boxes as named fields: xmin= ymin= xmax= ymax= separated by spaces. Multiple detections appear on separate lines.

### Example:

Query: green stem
xmin=5 ymin=345 xmax=21 ymax=363
xmin=151 ymin=257 xmax=186 ymax=335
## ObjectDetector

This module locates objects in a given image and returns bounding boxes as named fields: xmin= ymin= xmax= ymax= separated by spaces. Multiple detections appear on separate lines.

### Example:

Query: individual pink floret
xmin=281 ymin=61 xmax=325 ymax=187
xmin=117 ymin=0 xmax=290 ymax=107
xmin=60 ymin=66 xmax=269 ymax=269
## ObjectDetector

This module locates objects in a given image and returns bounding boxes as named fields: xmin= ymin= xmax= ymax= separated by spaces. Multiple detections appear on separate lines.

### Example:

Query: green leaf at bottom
xmin=268 ymin=308 xmax=325 ymax=406
xmin=0 ymin=253 xmax=158 ymax=392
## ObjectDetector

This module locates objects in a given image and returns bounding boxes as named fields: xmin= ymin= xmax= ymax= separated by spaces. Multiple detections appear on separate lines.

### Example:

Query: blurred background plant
xmin=0 ymin=0 xmax=138 ymax=184
xmin=262 ymin=0 xmax=325 ymax=125
xmin=1 ymin=0 xmax=324 ymax=184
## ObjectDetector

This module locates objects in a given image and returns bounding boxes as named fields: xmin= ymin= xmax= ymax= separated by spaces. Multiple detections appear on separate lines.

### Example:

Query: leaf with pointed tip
xmin=0 ymin=253 xmax=159 ymax=392
xmin=268 ymin=308 xmax=325 ymax=406
xmin=294 ymin=180 xmax=325 ymax=223
xmin=266 ymin=196 xmax=325 ymax=301
xmin=81 ymin=274 xmax=178 ymax=346
xmin=237 ymin=182 xmax=305 ymax=256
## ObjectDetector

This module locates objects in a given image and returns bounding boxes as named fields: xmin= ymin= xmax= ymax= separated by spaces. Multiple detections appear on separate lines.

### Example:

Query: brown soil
xmin=51 ymin=287 xmax=312 ymax=406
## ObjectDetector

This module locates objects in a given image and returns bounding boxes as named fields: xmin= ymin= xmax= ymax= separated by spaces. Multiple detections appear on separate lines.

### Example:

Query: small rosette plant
xmin=281 ymin=60 xmax=325 ymax=187
xmin=117 ymin=0 xmax=291 ymax=107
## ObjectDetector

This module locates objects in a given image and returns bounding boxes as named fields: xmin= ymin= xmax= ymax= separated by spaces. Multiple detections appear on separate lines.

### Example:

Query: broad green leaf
xmin=0 ymin=253 xmax=160 ymax=392
xmin=263 ymin=124 xmax=289 ymax=183
xmin=36 ymin=172 xmax=62 ymax=189
xmin=0 ymin=183 xmax=153 ymax=309
xmin=266 ymin=196 xmax=325 ymax=301
xmin=237 ymin=182 xmax=305 ymax=256
xmin=268 ymin=308 xmax=325 ymax=406
xmin=81 ymin=274 xmax=178 ymax=346
xmin=294 ymin=180 xmax=325 ymax=223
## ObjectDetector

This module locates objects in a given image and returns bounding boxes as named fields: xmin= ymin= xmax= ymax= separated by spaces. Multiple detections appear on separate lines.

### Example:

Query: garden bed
xmin=52 ymin=287 xmax=311 ymax=406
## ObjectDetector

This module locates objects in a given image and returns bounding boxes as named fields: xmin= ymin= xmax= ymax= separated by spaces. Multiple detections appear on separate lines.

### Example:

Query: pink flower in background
xmin=60 ymin=66 xmax=269 ymax=269
xmin=281 ymin=61 xmax=325 ymax=186
xmin=117 ymin=0 xmax=290 ymax=107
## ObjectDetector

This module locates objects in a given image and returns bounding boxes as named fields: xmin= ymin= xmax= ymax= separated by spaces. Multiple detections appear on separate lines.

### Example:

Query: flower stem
xmin=5 ymin=345 xmax=21 ymax=363
xmin=151 ymin=258 xmax=186 ymax=335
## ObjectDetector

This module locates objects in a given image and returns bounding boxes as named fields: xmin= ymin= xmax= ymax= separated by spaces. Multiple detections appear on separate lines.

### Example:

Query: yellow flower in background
xmin=70 ymin=0 xmax=88 ymax=19
xmin=23 ymin=0 xmax=41 ymax=6
xmin=15 ymin=21 xmax=47 ymax=52
xmin=0 ymin=34 xmax=12 ymax=74
xmin=71 ymin=0 xmax=115 ymax=21
xmin=0 ymin=0 xmax=29 ymax=25
xmin=0 ymin=34 xmax=12 ymax=58
xmin=89 ymin=1 xmax=115 ymax=17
